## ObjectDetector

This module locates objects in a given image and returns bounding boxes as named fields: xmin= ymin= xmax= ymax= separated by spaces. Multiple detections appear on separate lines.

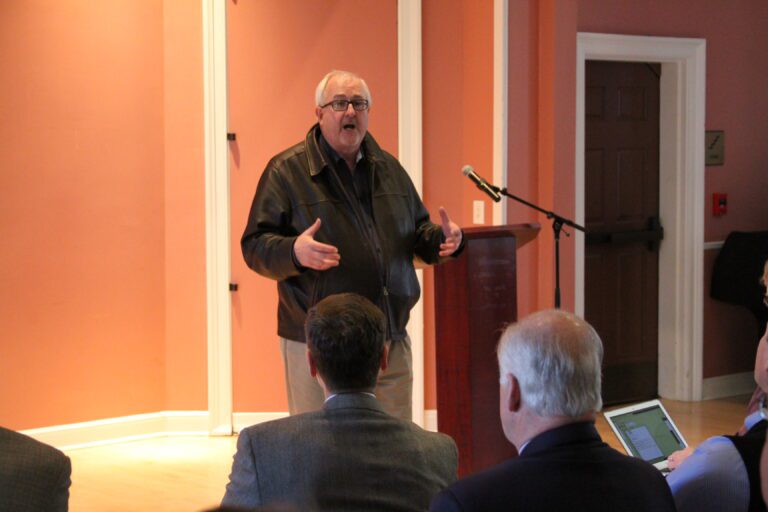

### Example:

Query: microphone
xmin=462 ymin=165 xmax=501 ymax=202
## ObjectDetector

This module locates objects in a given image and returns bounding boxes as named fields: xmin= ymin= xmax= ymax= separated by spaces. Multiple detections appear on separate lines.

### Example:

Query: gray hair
xmin=497 ymin=309 xmax=603 ymax=417
xmin=315 ymin=70 xmax=372 ymax=107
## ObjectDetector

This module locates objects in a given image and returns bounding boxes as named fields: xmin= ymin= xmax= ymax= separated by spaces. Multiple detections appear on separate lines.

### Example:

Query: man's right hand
xmin=667 ymin=447 xmax=694 ymax=470
xmin=293 ymin=218 xmax=340 ymax=271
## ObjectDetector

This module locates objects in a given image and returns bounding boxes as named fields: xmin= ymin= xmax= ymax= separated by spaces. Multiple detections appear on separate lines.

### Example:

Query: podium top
xmin=463 ymin=223 xmax=540 ymax=249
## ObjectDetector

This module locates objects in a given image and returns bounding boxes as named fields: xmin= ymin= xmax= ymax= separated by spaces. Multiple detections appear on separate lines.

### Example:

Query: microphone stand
xmin=491 ymin=185 xmax=586 ymax=309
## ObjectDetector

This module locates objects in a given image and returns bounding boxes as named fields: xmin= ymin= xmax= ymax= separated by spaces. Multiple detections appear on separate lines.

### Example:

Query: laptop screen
xmin=606 ymin=402 xmax=686 ymax=465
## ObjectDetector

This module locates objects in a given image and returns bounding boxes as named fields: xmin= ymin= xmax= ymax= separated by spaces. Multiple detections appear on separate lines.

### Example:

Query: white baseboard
xmin=21 ymin=409 xmax=436 ymax=449
xmin=702 ymin=371 xmax=755 ymax=400
xmin=424 ymin=409 xmax=437 ymax=432
xmin=21 ymin=411 xmax=210 ymax=450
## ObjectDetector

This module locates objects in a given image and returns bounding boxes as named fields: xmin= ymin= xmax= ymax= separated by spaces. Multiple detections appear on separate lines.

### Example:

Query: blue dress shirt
xmin=666 ymin=411 xmax=763 ymax=512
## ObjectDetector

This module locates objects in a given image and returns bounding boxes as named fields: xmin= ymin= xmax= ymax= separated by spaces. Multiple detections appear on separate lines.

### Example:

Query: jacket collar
xmin=305 ymin=123 xmax=385 ymax=177
xmin=322 ymin=391 xmax=386 ymax=413
xmin=521 ymin=421 xmax=602 ymax=457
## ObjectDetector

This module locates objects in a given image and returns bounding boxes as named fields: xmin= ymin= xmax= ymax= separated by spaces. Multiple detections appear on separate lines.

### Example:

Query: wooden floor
xmin=64 ymin=395 xmax=752 ymax=512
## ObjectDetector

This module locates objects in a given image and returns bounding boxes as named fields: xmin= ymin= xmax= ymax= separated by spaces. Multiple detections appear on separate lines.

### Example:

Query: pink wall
xmin=506 ymin=0 xmax=541 ymax=319
xmin=163 ymin=0 xmax=207 ymax=410
xmin=227 ymin=0 xmax=399 ymax=411
xmin=578 ymin=0 xmax=768 ymax=376
xmin=536 ymin=0 xmax=578 ymax=311
xmin=422 ymin=0 xmax=495 ymax=409
xmin=4 ymin=1 xmax=766 ymax=431
xmin=0 ymin=2 xmax=167 ymax=429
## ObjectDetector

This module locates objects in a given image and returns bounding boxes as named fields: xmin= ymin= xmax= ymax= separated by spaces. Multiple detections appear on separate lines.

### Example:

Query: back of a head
xmin=304 ymin=293 xmax=385 ymax=392
xmin=497 ymin=309 xmax=603 ymax=417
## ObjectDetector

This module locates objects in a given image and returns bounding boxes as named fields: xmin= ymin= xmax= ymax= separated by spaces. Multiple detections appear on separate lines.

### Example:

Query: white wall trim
xmin=203 ymin=0 xmax=233 ymax=434
xmin=20 ymin=409 xmax=446 ymax=451
xmin=21 ymin=411 xmax=304 ymax=450
xmin=398 ymin=0 xmax=425 ymax=428
xmin=576 ymin=33 xmax=706 ymax=401
xmin=492 ymin=0 xmax=509 ymax=226
xmin=21 ymin=412 xmax=210 ymax=451
xmin=702 ymin=372 xmax=756 ymax=400
xmin=424 ymin=409 xmax=438 ymax=432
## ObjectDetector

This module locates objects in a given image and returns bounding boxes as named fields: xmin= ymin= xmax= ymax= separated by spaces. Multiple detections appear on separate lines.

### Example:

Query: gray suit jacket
xmin=0 ymin=427 xmax=71 ymax=512
xmin=222 ymin=393 xmax=458 ymax=511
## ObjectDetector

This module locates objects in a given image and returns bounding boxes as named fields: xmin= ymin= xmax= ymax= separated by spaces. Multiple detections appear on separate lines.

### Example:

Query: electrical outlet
xmin=473 ymin=200 xmax=485 ymax=225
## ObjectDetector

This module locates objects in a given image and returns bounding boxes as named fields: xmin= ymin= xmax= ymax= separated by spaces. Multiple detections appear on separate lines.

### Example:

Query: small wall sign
xmin=706 ymin=130 xmax=724 ymax=166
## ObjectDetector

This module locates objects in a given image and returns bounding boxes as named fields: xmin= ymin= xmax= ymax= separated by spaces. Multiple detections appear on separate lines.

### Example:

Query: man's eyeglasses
xmin=319 ymin=98 xmax=369 ymax=112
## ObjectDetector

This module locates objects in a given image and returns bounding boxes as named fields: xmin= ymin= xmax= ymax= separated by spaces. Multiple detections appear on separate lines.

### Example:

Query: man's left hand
xmin=438 ymin=207 xmax=462 ymax=257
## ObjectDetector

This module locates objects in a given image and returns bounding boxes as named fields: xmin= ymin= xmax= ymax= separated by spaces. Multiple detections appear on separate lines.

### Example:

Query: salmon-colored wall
xmin=422 ymin=0 xmax=495 ymax=409
xmin=507 ymin=0 xmax=541 ymax=320
xmin=6 ymin=1 xmax=767 ymax=431
xmin=163 ymin=0 xmax=207 ymax=410
xmin=227 ymin=0 xmax=398 ymax=411
xmin=578 ymin=0 xmax=768 ymax=377
xmin=0 ymin=2 xmax=167 ymax=429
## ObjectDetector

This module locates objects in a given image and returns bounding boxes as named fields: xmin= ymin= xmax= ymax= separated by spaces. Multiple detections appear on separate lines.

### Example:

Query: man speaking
xmin=241 ymin=70 xmax=463 ymax=420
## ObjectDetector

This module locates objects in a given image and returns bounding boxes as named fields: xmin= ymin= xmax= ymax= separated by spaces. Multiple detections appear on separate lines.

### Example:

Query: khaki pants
xmin=279 ymin=336 xmax=413 ymax=421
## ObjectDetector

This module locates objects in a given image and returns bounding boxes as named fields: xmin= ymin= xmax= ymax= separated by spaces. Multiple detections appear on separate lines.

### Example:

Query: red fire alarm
xmin=713 ymin=193 xmax=727 ymax=216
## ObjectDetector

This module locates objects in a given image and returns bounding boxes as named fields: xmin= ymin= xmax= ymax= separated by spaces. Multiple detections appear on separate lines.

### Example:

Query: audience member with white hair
xmin=429 ymin=309 xmax=676 ymax=512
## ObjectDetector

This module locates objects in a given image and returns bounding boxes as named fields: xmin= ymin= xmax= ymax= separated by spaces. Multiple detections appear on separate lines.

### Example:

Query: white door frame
xmin=203 ymin=0 xmax=232 ymax=435
xmin=493 ymin=0 xmax=509 ymax=226
xmin=575 ymin=33 xmax=706 ymax=401
xmin=398 ymin=0 xmax=425 ymax=426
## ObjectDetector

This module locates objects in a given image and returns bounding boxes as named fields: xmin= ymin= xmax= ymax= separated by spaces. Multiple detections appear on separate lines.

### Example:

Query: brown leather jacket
xmin=241 ymin=124 xmax=454 ymax=342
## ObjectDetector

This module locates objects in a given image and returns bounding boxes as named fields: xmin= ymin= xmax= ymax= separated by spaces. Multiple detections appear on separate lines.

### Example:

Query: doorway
xmin=575 ymin=33 xmax=706 ymax=402
xmin=584 ymin=61 xmax=662 ymax=405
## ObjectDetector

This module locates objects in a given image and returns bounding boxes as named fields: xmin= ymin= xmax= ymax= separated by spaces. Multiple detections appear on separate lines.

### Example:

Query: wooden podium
xmin=434 ymin=223 xmax=539 ymax=476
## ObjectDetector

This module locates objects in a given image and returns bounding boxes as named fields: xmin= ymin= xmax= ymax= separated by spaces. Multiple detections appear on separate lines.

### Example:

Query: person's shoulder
xmin=362 ymin=133 xmax=403 ymax=168
xmin=265 ymin=139 xmax=308 ymax=171
xmin=374 ymin=148 xmax=407 ymax=173
xmin=238 ymin=410 xmax=323 ymax=440
xmin=408 ymin=423 xmax=457 ymax=448
xmin=0 ymin=427 xmax=70 ymax=477
xmin=592 ymin=441 xmax=664 ymax=468
xmin=441 ymin=458 xmax=521 ymax=500
xmin=0 ymin=427 xmax=68 ymax=460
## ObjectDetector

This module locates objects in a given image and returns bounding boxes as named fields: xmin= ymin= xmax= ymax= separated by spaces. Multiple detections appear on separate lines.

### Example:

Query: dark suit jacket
xmin=222 ymin=393 xmax=458 ymax=511
xmin=430 ymin=421 xmax=676 ymax=512
xmin=0 ymin=426 xmax=71 ymax=512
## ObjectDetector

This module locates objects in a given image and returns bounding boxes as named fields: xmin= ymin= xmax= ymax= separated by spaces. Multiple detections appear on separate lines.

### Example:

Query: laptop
xmin=603 ymin=399 xmax=687 ymax=473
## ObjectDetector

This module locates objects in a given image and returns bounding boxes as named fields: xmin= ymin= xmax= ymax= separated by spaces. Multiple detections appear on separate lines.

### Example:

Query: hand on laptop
xmin=667 ymin=447 xmax=694 ymax=470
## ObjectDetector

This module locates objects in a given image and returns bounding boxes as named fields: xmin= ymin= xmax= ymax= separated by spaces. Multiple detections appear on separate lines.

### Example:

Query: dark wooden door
xmin=584 ymin=61 xmax=662 ymax=406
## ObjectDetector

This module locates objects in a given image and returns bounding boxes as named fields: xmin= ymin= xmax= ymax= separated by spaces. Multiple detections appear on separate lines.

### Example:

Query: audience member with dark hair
xmin=221 ymin=293 xmax=458 ymax=511
xmin=667 ymin=260 xmax=768 ymax=512
xmin=429 ymin=309 xmax=676 ymax=512
xmin=0 ymin=426 xmax=71 ymax=511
